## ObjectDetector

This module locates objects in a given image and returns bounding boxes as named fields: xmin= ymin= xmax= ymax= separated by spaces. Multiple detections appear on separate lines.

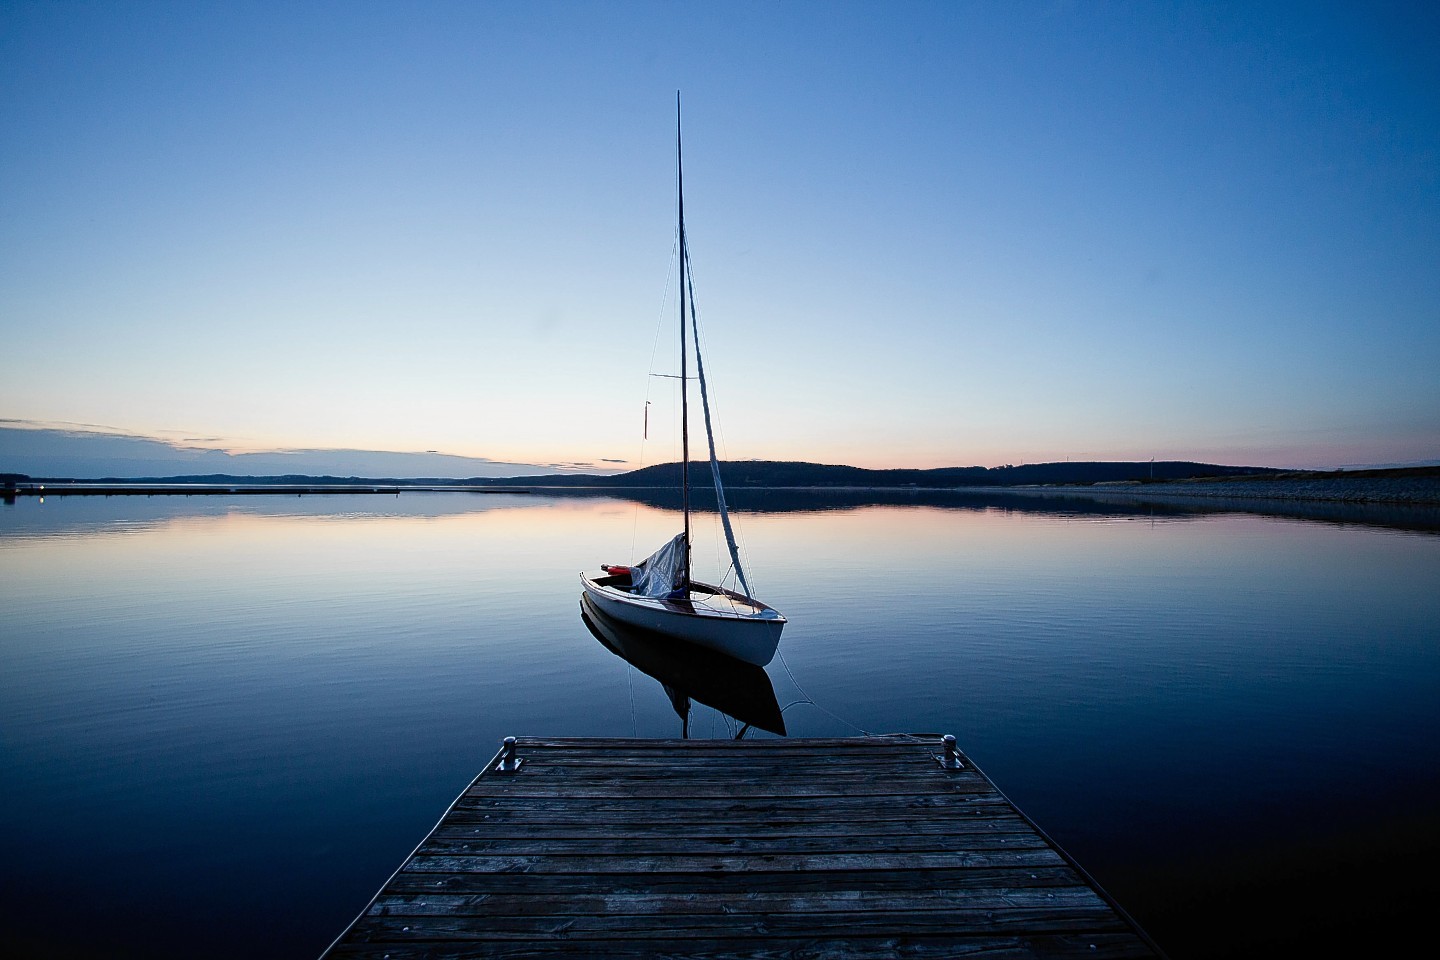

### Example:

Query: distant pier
xmin=324 ymin=734 xmax=1162 ymax=958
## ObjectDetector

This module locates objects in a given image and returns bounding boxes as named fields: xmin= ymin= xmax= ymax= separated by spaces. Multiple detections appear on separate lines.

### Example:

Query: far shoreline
xmin=5 ymin=465 xmax=1438 ymax=506
xmin=1026 ymin=470 xmax=1440 ymax=506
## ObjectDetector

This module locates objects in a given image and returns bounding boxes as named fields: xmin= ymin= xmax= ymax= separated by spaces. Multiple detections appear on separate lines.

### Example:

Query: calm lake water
xmin=2 ymin=489 xmax=1437 ymax=957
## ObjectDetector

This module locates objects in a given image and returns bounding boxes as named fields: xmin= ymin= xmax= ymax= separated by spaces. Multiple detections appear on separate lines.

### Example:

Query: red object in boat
xmin=602 ymin=564 xmax=633 ymax=576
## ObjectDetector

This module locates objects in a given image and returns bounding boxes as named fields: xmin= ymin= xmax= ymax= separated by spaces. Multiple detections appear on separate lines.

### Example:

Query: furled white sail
xmin=684 ymin=261 xmax=752 ymax=599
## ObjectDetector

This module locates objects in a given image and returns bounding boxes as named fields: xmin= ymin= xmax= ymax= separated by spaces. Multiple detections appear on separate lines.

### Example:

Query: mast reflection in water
xmin=580 ymin=594 xmax=786 ymax=738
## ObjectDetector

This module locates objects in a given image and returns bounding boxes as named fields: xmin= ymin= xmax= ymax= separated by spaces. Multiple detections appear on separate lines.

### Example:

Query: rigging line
xmin=682 ymin=248 xmax=757 ymax=594
xmin=775 ymin=648 xmax=875 ymax=736
xmin=624 ymin=662 xmax=638 ymax=738
xmin=683 ymin=247 xmax=752 ymax=599
xmin=631 ymin=237 xmax=681 ymax=562
xmin=687 ymin=295 xmax=740 ymax=596
xmin=643 ymin=236 xmax=680 ymax=398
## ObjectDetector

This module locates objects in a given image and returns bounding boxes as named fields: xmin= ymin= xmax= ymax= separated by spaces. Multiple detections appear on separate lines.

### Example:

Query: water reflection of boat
xmin=580 ymin=594 xmax=785 ymax=738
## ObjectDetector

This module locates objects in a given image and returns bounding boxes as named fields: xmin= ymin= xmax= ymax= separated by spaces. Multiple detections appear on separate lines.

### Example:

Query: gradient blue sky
xmin=2 ymin=0 xmax=1437 ymax=472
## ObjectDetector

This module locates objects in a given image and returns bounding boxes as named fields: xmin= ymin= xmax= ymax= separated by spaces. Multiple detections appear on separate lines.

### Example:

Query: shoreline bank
xmin=1037 ymin=474 xmax=1440 ymax=506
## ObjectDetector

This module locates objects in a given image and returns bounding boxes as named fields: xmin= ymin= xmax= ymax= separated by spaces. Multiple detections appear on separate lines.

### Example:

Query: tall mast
xmin=677 ymin=91 xmax=691 ymax=589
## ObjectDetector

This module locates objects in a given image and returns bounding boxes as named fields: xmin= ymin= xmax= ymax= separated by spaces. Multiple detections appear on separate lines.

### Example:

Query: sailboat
xmin=580 ymin=95 xmax=787 ymax=668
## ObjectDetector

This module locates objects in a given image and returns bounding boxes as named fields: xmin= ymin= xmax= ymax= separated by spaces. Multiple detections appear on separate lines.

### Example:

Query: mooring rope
xmin=624 ymin=663 xmax=638 ymax=738
xmin=775 ymin=648 xmax=876 ymax=736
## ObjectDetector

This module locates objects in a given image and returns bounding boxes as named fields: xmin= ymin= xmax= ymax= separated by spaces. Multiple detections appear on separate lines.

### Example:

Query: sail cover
xmin=631 ymin=532 xmax=688 ymax=598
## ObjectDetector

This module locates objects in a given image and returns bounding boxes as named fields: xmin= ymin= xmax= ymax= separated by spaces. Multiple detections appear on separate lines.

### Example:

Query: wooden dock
xmin=324 ymin=735 xmax=1162 ymax=958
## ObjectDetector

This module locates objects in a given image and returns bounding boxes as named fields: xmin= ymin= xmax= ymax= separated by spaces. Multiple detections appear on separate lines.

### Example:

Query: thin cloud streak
xmin=0 ymin=424 xmax=621 ymax=479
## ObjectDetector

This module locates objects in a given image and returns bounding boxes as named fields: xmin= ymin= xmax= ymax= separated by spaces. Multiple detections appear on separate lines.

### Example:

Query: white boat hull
xmin=580 ymin=573 xmax=786 ymax=666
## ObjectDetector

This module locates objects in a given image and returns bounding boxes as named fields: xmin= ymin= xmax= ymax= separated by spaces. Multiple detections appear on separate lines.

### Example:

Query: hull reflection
xmin=580 ymin=594 xmax=786 ymax=737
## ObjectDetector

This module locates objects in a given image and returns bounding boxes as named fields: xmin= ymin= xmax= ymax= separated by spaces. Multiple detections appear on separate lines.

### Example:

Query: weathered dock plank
xmin=324 ymin=735 xmax=1162 ymax=958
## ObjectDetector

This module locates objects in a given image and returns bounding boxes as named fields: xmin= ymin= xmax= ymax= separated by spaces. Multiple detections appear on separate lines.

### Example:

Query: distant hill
xmin=13 ymin=460 xmax=1286 ymax=488
xmin=494 ymin=460 xmax=1284 ymax=488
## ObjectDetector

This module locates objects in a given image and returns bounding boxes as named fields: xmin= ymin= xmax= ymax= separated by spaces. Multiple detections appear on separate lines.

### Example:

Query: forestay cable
xmin=683 ymin=247 xmax=752 ymax=599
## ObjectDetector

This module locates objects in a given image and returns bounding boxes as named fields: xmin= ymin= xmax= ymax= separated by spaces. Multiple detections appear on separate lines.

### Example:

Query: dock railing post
xmin=494 ymin=736 xmax=524 ymax=773
xmin=935 ymin=734 xmax=963 ymax=770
